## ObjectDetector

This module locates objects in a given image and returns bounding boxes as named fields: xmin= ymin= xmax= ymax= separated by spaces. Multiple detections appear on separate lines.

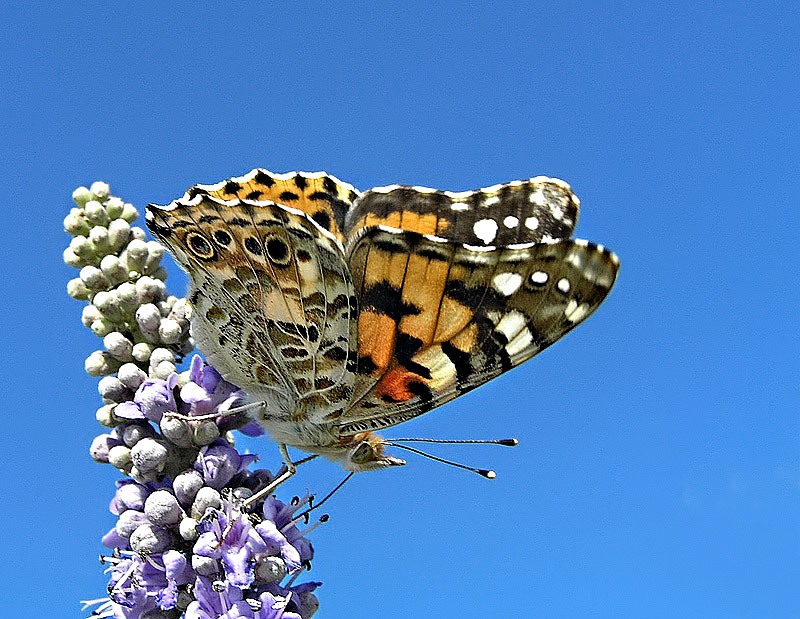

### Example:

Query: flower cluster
xmin=66 ymin=183 xmax=321 ymax=618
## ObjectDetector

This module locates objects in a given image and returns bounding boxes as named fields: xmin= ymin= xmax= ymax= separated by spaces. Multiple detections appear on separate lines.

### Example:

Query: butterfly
xmin=145 ymin=169 xmax=619 ymax=481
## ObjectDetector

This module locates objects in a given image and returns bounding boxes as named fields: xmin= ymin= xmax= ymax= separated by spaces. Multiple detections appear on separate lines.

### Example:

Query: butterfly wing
xmin=145 ymin=195 xmax=357 ymax=420
xmin=332 ymin=226 xmax=619 ymax=436
xmin=183 ymin=169 xmax=361 ymax=244
xmin=344 ymin=177 xmax=579 ymax=247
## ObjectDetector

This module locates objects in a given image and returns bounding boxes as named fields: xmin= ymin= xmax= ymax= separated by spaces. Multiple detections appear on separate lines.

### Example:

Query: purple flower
xmin=107 ymin=550 xmax=194 ymax=618
xmin=186 ymin=577 xmax=306 ymax=619
xmin=182 ymin=355 xmax=244 ymax=418
xmin=195 ymin=440 xmax=258 ymax=490
xmin=116 ymin=373 xmax=178 ymax=422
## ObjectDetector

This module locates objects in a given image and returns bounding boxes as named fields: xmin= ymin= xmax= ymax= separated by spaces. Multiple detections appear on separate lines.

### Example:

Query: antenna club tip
xmin=500 ymin=438 xmax=519 ymax=447
xmin=479 ymin=469 xmax=497 ymax=479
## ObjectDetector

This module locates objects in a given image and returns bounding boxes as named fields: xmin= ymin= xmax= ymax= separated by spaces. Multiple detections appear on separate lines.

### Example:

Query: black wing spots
xmin=244 ymin=237 xmax=263 ymax=255
xmin=254 ymin=170 xmax=276 ymax=187
xmin=311 ymin=211 xmax=332 ymax=231
xmin=146 ymin=218 xmax=172 ymax=238
xmin=305 ymin=291 xmax=326 ymax=307
xmin=348 ymin=189 xmax=359 ymax=203
xmin=285 ymin=226 xmax=314 ymax=241
xmin=307 ymin=324 xmax=320 ymax=342
xmin=223 ymin=180 xmax=241 ymax=195
xmin=293 ymin=174 xmax=308 ymax=190
xmin=394 ymin=332 xmax=432 ymax=379
xmin=356 ymin=355 xmax=379 ymax=375
xmin=308 ymin=191 xmax=331 ymax=202
xmin=371 ymin=230 xmax=424 ymax=254
xmin=441 ymin=341 xmax=472 ymax=384
xmin=361 ymin=282 xmax=422 ymax=322
xmin=321 ymin=177 xmax=337 ymax=194
xmin=189 ymin=289 xmax=202 ymax=305
xmin=279 ymin=191 xmax=300 ymax=202
xmin=229 ymin=217 xmax=251 ymax=228
xmin=407 ymin=379 xmax=434 ymax=402
xmin=296 ymin=249 xmax=312 ymax=262
xmin=265 ymin=237 xmax=289 ymax=263
xmin=198 ymin=214 xmax=220 ymax=224
xmin=323 ymin=346 xmax=348 ymax=362
xmin=222 ymin=277 xmax=245 ymax=294
xmin=314 ymin=376 xmax=335 ymax=389
xmin=417 ymin=245 xmax=450 ymax=262
xmin=444 ymin=279 xmax=504 ymax=310
xmin=281 ymin=346 xmax=309 ymax=359
xmin=186 ymin=187 xmax=209 ymax=198
xmin=245 ymin=191 xmax=263 ymax=200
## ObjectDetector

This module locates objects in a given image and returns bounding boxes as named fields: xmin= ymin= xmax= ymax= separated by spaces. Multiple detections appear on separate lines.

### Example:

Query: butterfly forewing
xmin=344 ymin=177 xmax=579 ymax=248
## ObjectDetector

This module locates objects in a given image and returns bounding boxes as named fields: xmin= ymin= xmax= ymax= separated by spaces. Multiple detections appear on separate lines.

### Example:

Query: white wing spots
xmin=541 ymin=234 xmax=557 ymax=244
xmin=503 ymin=215 xmax=519 ymax=228
xmin=473 ymin=218 xmax=498 ymax=244
xmin=450 ymin=201 xmax=471 ymax=211
xmin=530 ymin=270 xmax=548 ymax=286
xmin=564 ymin=299 xmax=591 ymax=323
xmin=524 ymin=216 xmax=539 ymax=231
xmin=565 ymin=249 xmax=585 ymax=269
xmin=496 ymin=310 xmax=527 ymax=341
xmin=506 ymin=326 xmax=534 ymax=357
xmin=556 ymin=277 xmax=571 ymax=294
xmin=574 ymin=239 xmax=589 ymax=247
xmin=483 ymin=195 xmax=500 ymax=207
xmin=480 ymin=183 xmax=505 ymax=194
xmin=369 ymin=184 xmax=402 ymax=194
xmin=411 ymin=185 xmax=437 ymax=194
xmin=529 ymin=188 xmax=547 ymax=206
xmin=492 ymin=272 xmax=523 ymax=296
xmin=551 ymin=204 xmax=565 ymax=220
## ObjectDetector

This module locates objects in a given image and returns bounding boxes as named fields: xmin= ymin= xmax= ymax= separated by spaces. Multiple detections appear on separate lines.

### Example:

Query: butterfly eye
xmin=350 ymin=441 xmax=374 ymax=465
xmin=185 ymin=232 xmax=215 ymax=259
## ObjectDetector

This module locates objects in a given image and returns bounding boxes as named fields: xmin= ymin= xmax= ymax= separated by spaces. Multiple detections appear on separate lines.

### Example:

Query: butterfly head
xmin=329 ymin=432 xmax=406 ymax=472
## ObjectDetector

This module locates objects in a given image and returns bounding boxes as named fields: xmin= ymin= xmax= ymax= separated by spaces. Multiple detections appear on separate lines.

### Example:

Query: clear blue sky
xmin=2 ymin=2 xmax=797 ymax=617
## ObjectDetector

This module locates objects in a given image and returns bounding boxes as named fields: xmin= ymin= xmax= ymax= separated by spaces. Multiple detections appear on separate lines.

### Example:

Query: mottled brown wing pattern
xmin=145 ymin=195 xmax=358 ymax=421
xmin=344 ymin=177 xmax=579 ymax=248
xmin=334 ymin=226 xmax=619 ymax=435
xmin=183 ymin=169 xmax=361 ymax=244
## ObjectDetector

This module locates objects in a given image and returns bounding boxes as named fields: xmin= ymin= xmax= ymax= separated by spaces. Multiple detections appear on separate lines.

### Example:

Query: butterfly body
xmin=146 ymin=169 xmax=619 ymax=472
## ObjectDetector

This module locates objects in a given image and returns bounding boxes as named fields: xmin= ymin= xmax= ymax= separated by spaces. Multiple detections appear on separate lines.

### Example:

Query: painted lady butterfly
xmin=146 ymin=169 xmax=618 ymax=483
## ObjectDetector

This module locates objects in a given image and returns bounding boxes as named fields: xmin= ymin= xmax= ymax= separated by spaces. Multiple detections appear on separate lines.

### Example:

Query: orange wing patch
xmin=184 ymin=169 xmax=361 ymax=243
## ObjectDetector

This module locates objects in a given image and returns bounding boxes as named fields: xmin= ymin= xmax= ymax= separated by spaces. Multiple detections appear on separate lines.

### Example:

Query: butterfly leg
xmin=241 ymin=443 xmax=297 ymax=509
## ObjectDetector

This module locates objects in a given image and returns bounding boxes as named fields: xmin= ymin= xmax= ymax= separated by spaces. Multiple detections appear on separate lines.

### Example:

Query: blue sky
xmin=1 ymin=2 xmax=797 ymax=617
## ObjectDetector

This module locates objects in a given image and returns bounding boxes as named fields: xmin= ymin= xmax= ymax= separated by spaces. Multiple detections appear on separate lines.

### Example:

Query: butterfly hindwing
xmin=343 ymin=177 xmax=579 ymax=248
xmin=334 ymin=226 xmax=619 ymax=435
xmin=145 ymin=195 xmax=358 ymax=420
xmin=184 ymin=168 xmax=361 ymax=244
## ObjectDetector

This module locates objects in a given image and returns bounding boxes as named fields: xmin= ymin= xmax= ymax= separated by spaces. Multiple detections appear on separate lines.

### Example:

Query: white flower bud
xmin=105 ymin=197 xmax=124 ymax=219
xmin=116 ymin=509 xmax=147 ymax=538
xmin=145 ymin=241 xmax=164 ymax=271
xmin=85 ymin=350 xmax=120 ymax=376
xmin=88 ymin=225 xmax=111 ymax=254
xmin=72 ymin=186 xmax=92 ymax=206
xmin=63 ymin=212 xmax=90 ymax=236
xmin=130 ymin=523 xmax=171 ymax=554
xmin=179 ymin=517 xmax=200 ymax=541
xmin=120 ymin=203 xmax=139 ymax=223
xmin=90 ymin=181 xmax=110 ymax=200
xmin=191 ymin=487 xmax=222 ymax=519
xmin=149 ymin=347 xmax=176 ymax=366
xmin=93 ymin=290 xmax=121 ymax=319
xmin=117 ymin=483 xmax=148 ymax=511
xmin=81 ymin=304 xmax=103 ymax=327
xmin=84 ymin=201 xmax=110 ymax=227
xmin=145 ymin=490 xmax=183 ymax=526
xmin=100 ymin=255 xmax=127 ymax=284
xmin=104 ymin=332 xmax=134 ymax=362
xmin=130 ymin=438 xmax=169 ymax=473
xmin=67 ymin=277 xmax=91 ymax=300
xmin=160 ymin=415 xmax=191 ymax=447
xmin=96 ymin=404 xmax=117 ymax=427
xmin=98 ymin=375 xmax=130 ymax=403
xmin=63 ymin=247 xmax=84 ymax=268
xmin=108 ymin=219 xmax=132 ymax=253
xmin=108 ymin=444 xmax=133 ymax=470
xmin=152 ymin=360 xmax=177 ymax=380
xmin=136 ymin=276 xmax=166 ymax=304
xmin=192 ymin=421 xmax=220 ymax=446
xmin=136 ymin=303 xmax=161 ymax=333
xmin=130 ymin=226 xmax=146 ymax=241
xmin=70 ymin=235 xmax=94 ymax=259
xmin=118 ymin=362 xmax=147 ymax=390
xmin=121 ymin=422 xmax=156 ymax=447
xmin=173 ymin=469 xmax=204 ymax=506
xmin=159 ymin=318 xmax=183 ymax=344
xmin=132 ymin=342 xmax=155 ymax=363
xmin=90 ymin=317 xmax=115 ymax=337
xmin=79 ymin=265 xmax=107 ymax=291
xmin=150 ymin=266 xmax=168 ymax=281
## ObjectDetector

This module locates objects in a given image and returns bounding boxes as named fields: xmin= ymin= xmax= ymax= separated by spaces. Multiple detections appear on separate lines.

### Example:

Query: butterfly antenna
xmin=384 ymin=441 xmax=503 ymax=479
xmin=388 ymin=437 xmax=518 ymax=446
